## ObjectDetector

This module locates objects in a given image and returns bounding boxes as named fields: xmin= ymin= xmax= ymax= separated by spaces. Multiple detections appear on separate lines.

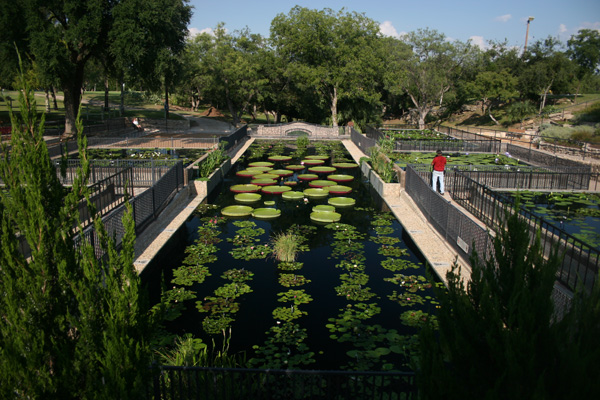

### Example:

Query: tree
xmin=270 ymin=6 xmax=382 ymax=126
xmin=0 ymin=65 xmax=151 ymax=398
xmin=393 ymin=28 xmax=471 ymax=129
xmin=418 ymin=205 xmax=600 ymax=399
xmin=464 ymin=70 xmax=518 ymax=124
xmin=567 ymin=29 xmax=600 ymax=99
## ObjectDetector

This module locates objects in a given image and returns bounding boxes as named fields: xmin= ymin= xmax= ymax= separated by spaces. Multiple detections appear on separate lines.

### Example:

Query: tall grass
xmin=271 ymin=232 xmax=302 ymax=262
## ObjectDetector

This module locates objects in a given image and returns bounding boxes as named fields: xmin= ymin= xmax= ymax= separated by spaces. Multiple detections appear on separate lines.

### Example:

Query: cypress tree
xmin=418 ymin=206 xmax=600 ymax=399
xmin=0 ymin=60 xmax=150 ymax=398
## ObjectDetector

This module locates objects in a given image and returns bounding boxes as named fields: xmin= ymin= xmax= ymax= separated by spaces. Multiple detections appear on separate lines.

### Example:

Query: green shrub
xmin=271 ymin=232 xmax=302 ymax=262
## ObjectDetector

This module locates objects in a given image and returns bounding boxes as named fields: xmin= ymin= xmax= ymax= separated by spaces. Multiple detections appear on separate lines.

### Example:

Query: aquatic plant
xmin=271 ymin=232 xmax=303 ymax=262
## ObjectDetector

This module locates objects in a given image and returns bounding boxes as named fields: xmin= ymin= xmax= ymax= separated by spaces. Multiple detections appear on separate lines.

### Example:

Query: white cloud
xmin=188 ymin=27 xmax=215 ymax=38
xmin=578 ymin=21 xmax=600 ymax=32
xmin=379 ymin=21 xmax=406 ymax=38
xmin=495 ymin=14 xmax=512 ymax=23
xmin=469 ymin=35 xmax=487 ymax=49
xmin=559 ymin=24 xmax=568 ymax=33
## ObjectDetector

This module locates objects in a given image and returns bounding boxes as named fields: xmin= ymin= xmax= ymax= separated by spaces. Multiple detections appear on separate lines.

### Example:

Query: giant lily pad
xmin=252 ymin=208 xmax=281 ymax=219
xmin=309 ymin=180 xmax=336 ymax=188
xmin=234 ymin=193 xmax=261 ymax=203
xmin=269 ymin=169 xmax=294 ymax=177
xmin=236 ymin=169 xmax=263 ymax=177
xmin=308 ymin=166 xmax=336 ymax=174
xmin=247 ymin=166 xmax=273 ymax=173
xmin=327 ymin=174 xmax=354 ymax=182
xmin=327 ymin=185 xmax=352 ymax=195
xmin=298 ymin=174 xmax=319 ymax=181
xmin=310 ymin=210 xmax=341 ymax=223
xmin=262 ymin=185 xmax=292 ymax=195
xmin=230 ymin=184 xmax=261 ymax=193
xmin=285 ymin=164 xmax=306 ymax=171
xmin=332 ymin=162 xmax=358 ymax=169
xmin=251 ymin=178 xmax=278 ymax=186
xmin=305 ymin=155 xmax=330 ymax=160
xmin=253 ymin=173 xmax=279 ymax=179
xmin=328 ymin=197 xmax=355 ymax=207
xmin=301 ymin=159 xmax=325 ymax=166
xmin=222 ymin=205 xmax=253 ymax=217
xmin=248 ymin=161 xmax=274 ymax=168
xmin=303 ymin=188 xmax=329 ymax=198
xmin=313 ymin=205 xmax=335 ymax=212
xmin=268 ymin=155 xmax=292 ymax=162
xmin=282 ymin=191 xmax=305 ymax=200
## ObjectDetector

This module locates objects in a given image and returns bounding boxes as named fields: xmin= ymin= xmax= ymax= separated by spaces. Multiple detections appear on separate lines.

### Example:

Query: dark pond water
xmin=143 ymin=147 xmax=440 ymax=371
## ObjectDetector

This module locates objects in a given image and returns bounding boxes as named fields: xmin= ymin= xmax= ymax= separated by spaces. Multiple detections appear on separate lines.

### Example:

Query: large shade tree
xmin=567 ymin=29 xmax=600 ymax=99
xmin=388 ymin=28 xmax=471 ymax=129
xmin=270 ymin=6 xmax=382 ymax=126
xmin=9 ymin=0 xmax=191 ymax=136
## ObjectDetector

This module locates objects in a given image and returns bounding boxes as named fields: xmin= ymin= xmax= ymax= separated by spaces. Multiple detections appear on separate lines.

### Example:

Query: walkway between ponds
xmin=341 ymin=140 xmax=471 ymax=285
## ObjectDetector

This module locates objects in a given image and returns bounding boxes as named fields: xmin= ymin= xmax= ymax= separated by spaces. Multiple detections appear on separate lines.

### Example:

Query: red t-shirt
xmin=432 ymin=155 xmax=447 ymax=171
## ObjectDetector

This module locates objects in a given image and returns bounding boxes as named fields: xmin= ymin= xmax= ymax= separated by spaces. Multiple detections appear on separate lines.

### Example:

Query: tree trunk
xmin=120 ymin=80 xmax=125 ymax=116
xmin=51 ymin=87 xmax=58 ymax=110
xmin=408 ymin=93 xmax=430 ymax=130
xmin=62 ymin=62 xmax=85 ymax=136
xmin=539 ymin=81 xmax=553 ymax=114
xmin=104 ymin=75 xmax=110 ymax=111
xmin=330 ymin=86 xmax=338 ymax=127
xmin=488 ymin=103 xmax=500 ymax=125
xmin=164 ymin=83 xmax=170 ymax=120
xmin=44 ymin=89 xmax=50 ymax=112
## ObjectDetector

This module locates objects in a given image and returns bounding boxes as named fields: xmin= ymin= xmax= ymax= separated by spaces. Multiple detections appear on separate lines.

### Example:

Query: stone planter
xmin=192 ymin=159 xmax=232 ymax=200
xmin=360 ymin=160 xmax=402 ymax=199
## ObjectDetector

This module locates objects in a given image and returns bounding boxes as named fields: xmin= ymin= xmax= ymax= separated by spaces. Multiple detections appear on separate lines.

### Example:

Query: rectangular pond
xmin=144 ymin=141 xmax=441 ymax=371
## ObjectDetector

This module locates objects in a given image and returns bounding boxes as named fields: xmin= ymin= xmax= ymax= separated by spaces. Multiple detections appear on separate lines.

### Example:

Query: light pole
xmin=523 ymin=16 xmax=534 ymax=54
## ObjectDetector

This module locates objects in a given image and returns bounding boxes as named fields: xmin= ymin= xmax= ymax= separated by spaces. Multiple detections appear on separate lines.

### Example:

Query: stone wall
xmin=253 ymin=122 xmax=350 ymax=138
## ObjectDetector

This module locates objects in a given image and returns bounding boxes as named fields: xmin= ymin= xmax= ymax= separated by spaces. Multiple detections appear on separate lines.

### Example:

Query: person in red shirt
xmin=431 ymin=149 xmax=447 ymax=194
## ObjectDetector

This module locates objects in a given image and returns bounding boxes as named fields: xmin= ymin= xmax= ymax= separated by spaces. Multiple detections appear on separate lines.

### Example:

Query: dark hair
xmin=436 ymin=150 xmax=442 ymax=155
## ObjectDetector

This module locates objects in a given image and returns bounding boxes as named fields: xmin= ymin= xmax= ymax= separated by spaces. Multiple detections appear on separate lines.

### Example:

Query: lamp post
xmin=523 ymin=16 xmax=534 ymax=54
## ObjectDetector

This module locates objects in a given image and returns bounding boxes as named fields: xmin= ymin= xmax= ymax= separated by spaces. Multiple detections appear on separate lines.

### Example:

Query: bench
xmin=506 ymin=129 xmax=525 ymax=139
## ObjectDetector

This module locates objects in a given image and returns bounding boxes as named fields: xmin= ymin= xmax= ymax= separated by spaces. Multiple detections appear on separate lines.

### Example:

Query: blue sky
xmin=187 ymin=0 xmax=600 ymax=49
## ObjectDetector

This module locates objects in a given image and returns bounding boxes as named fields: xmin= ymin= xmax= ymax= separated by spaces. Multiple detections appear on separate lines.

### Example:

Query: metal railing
xmin=350 ymin=128 xmax=377 ymax=155
xmin=219 ymin=125 xmax=248 ymax=151
xmin=405 ymin=165 xmax=492 ymax=266
xmin=76 ymin=161 xmax=185 ymax=259
xmin=451 ymin=170 xmax=598 ymax=293
xmin=148 ymin=366 xmax=417 ymax=400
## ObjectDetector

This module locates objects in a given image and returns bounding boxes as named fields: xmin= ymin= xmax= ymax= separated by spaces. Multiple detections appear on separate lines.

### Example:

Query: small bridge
xmin=252 ymin=122 xmax=350 ymax=139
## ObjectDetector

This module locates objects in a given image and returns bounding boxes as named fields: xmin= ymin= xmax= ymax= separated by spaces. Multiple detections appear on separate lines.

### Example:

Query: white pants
xmin=432 ymin=170 xmax=444 ymax=193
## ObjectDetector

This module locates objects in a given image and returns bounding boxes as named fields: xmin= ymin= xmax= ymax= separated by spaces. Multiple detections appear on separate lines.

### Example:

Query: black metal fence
xmin=61 ymin=159 xmax=181 ymax=187
xmin=393 ymin=138 xmax=501 ymax=153
xmin=505 ymin=143 xmax=590 ymax=169
xmin=351 ymin=128 xmax=377 ymax=155
xmin=219 ymin=125 xmax=248 ymax=151
xmin=147 ymin=366 xmax=417 ymax=400
xmin=451 ymin=170 xmax=598 ymax=293
xmin=76 ymin=161 xmax=185 ymax=259
xmin=451 ymin=164 xmax=591 ymax=191
xmin=405 ymin=165 xmax=492 ymax=266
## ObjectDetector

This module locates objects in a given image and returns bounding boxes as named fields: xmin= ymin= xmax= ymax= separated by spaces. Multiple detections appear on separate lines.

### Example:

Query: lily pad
xmin=308 ymin=166 xmax=337 ymax=174
xmin=311 ymin=210 xmax=341 ymax=223
xmin=304 ymin=188 xmax=329 ymax=198
xmin=285 ymin=164 xmax=306 ymax=171
xmin=230 ymin=184 xmax=261 ymax=193
xmin=262 ymin=185 xmax=292 ymax=195
xmin=251 ymin=178 xmax=278 ymax=186
xmin=327 ymin=174 xmax=354 ymax=182
xmin=268 ymin=155 xmax=292 ymax=162
xmin=332 ymin=162 xmax=358 ymax=169
xmin=248 ymin=161 xmax=274 ymax=168
xmin=298 ymin=174 xmax=319 ymax=181
xmin=328 ymin=197 xmax=356 ymax=207
xmin=221 ymin=205 xmax=254 ymax=217
xmin=252 ymin=208 xmax=281 ymax=219
xmin=253 ymin=173 xmax=279 ymax=179
xmin=313 ymin=205 xmax=335 ymax=212
xmin=264 ymin=200 xmax=276 ymax=206
xmin=282 ymin=191 xmax=305 ymax=200
xmin=305 ymin=155 xmax=330 ymax=160
xmin=269 ymin=169 xmax=294 ymax=177
xmin=327 ymin=185 xmax=352 ymax=195
xmin=234 ymin=193 xmax=261 ymax=203
xmin=236 ymin=169 xmax=263 ymax=177
xmin=247 ymin=166 xmax=273 ymax=173
xmin=309 ymin=180 xmax=336 ymax=188
xmin=301 ymin=159 xmax=325 ymax=166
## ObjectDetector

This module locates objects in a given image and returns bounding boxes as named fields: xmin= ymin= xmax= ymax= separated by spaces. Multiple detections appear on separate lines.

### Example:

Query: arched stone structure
xmin=253 ymin=122 xmax=350 ymax=139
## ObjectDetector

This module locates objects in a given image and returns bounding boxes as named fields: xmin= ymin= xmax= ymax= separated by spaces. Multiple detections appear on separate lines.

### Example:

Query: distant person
xmin=431 ymin=149 xmax=447 ymax=195
xmin=132 ymin=117 xmax=143 ymax=131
